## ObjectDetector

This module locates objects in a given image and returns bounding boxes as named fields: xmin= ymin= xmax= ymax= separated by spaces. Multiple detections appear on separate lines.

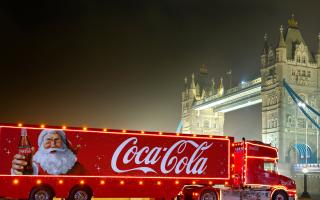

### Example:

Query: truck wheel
xmin=272 ymin=190 xmax=288 ymax=200
xmin=29 ymin=186 xmax=54 ymax=200
xmin=200 ymin=190 xmax=217 ymax=200
xmin=68 ymin=186 xmax=92 ymax=200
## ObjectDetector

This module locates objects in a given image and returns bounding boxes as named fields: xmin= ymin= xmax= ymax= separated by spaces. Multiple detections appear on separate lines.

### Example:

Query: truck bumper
xmin=288 ymin=193 xmax=297 ymax=200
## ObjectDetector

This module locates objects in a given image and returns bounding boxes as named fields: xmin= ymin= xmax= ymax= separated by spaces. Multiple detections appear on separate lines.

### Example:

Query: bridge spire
xmin=276 ymin=25 xmax=287 ymax=63
xmin=190 ymin=73 xmax=196 ymax=89
xmin=278 ymin=25 xmax=286 ymax=48
xmin=288 ymin=14 xmax=298 ymax=29
xmin=196 ymin=82 xmax=201 ymax=97
xmin=263 ymin=33 xmax=269 ymax=53
xmin=218 ymin=77 xmax=224 ymax=96
xmin=184 ymin=76 xmax=188 ymax=90
xmin=261 ymin=33 xmax=270 ymax=67
xmin=317 ymin=33 xmax=320 ymax=65
xmin=211 ymin=78 xmax=215 ymax=95
xmin=317 ymin=33 xmax=320 ymax=54
xmin=200 ymin=64 xmax=208 ymax=75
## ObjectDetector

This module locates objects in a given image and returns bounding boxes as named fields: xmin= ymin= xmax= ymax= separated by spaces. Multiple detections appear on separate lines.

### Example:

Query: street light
xmin=300 ymin=167 xmax=311 ymax=198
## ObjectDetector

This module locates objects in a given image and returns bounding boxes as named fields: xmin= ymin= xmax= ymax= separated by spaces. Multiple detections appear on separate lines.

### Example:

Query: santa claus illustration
xmin=11 ymin=129 xmax=86 ymax=175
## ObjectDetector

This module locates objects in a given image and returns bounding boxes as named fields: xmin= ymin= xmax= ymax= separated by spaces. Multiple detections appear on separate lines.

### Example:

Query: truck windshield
xmin=264 ymin=161 xmax=278 ymax=173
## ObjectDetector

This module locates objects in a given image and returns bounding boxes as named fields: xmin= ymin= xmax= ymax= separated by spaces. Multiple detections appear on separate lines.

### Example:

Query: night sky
xmin=1 ymin=1 xmax=320 ymax=140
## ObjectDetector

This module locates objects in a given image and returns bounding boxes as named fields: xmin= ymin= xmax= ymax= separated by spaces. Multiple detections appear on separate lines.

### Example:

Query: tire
xmin=68 ymin=186 xmax=92 ymax=200
xmin=200 ymin=190 xmax=218 ymax=200
xmin=272 ymin=190 xmax=288 ymax=200
xmin=29 ymin=186 xmax=54 ymax=200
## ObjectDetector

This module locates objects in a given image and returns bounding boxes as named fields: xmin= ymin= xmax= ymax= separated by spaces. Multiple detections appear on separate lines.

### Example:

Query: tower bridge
xmin=193 ymin=77 xmax=261 ymax=113
xmin=180 ymin=16 xmax=320 ymax=194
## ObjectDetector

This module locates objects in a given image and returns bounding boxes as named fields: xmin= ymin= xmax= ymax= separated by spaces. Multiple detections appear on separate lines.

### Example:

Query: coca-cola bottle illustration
xmin=18 ymin=129 xmax=33 ymax=175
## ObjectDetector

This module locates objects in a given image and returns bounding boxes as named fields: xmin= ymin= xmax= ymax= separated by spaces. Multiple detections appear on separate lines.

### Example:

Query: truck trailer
xmin=0 ymin=123 xmax=296 ymax=200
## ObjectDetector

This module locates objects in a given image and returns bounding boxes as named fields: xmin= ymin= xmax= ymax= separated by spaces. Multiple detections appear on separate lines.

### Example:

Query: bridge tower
xmin=181 ymin=65 xmax=224 ymax=135
xmin=260 ymin=16 xmax=320 ymax=166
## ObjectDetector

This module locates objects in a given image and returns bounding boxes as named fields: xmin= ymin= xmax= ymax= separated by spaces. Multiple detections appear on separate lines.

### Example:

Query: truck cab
xmin=233 ymin=141 xmax=296 ymax=191
xmin=231 ymin=140 xmax=296 ymax=200
xmin=179 ymin=140 xmax=297 ymax=200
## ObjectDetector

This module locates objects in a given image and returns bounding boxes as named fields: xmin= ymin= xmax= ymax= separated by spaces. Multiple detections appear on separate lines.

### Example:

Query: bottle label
xmin=19 ymin=148 xmax=32 ymax=155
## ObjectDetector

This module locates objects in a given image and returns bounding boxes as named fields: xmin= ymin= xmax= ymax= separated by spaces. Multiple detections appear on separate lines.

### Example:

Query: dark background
xmin=1 ymin=0 xmax=319 ymax=140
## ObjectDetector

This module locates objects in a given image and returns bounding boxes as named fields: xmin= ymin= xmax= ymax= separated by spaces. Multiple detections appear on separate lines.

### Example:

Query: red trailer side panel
xmin=0 ymin=125 xmax=233 ymax=198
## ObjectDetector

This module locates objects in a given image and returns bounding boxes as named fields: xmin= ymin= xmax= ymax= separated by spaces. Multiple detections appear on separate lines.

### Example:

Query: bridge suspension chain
xmin=283 ymin=80 xmax=320 ymax=130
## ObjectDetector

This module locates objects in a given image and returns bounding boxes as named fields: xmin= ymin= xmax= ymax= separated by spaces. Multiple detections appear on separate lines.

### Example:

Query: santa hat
xmin=38 ymin=129 xmax=67 ymax=147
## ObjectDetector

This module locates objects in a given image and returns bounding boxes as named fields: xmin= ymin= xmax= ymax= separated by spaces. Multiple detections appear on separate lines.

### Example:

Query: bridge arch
xmin=287 ymin=143 xmax=317 ymax=164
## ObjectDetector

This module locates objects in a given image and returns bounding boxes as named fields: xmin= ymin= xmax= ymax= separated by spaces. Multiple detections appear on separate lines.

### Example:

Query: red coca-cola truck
xmin=0 ymin=123 xmax=296 ymax=200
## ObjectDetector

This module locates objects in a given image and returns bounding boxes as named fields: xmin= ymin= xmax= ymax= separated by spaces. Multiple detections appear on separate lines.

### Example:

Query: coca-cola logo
xmin=111 ymin=137 xmax=213 ymax=175
xmin=19 ymin=148 xmax=32 ymax=155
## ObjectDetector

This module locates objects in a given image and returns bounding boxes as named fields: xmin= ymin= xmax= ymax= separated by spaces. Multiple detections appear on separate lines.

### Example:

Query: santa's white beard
xmin=33 ymin=147 xmax=77 ymax=175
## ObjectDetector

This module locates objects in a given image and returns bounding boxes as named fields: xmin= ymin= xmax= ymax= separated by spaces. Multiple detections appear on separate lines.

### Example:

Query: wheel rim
xmin=201 ymin=191 xmax=216 ymax=200
xmin=275 ymin=193 xmax=285 ymax=200
xmin=74 ymin=190 xmax=89 ymax=200
xmin=34 ymin=190 xmax=50 ymax=200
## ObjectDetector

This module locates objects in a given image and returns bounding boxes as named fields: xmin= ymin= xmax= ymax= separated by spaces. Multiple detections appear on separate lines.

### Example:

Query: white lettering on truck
xmin=111 ymin=137 xmax=212 ymax=175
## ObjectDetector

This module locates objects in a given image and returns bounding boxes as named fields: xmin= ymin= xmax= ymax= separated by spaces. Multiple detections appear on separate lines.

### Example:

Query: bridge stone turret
xmin=181 ymin=65 xmax=224 ymax=135
xmin=260 ymin=16 xmax=320 ymax=168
